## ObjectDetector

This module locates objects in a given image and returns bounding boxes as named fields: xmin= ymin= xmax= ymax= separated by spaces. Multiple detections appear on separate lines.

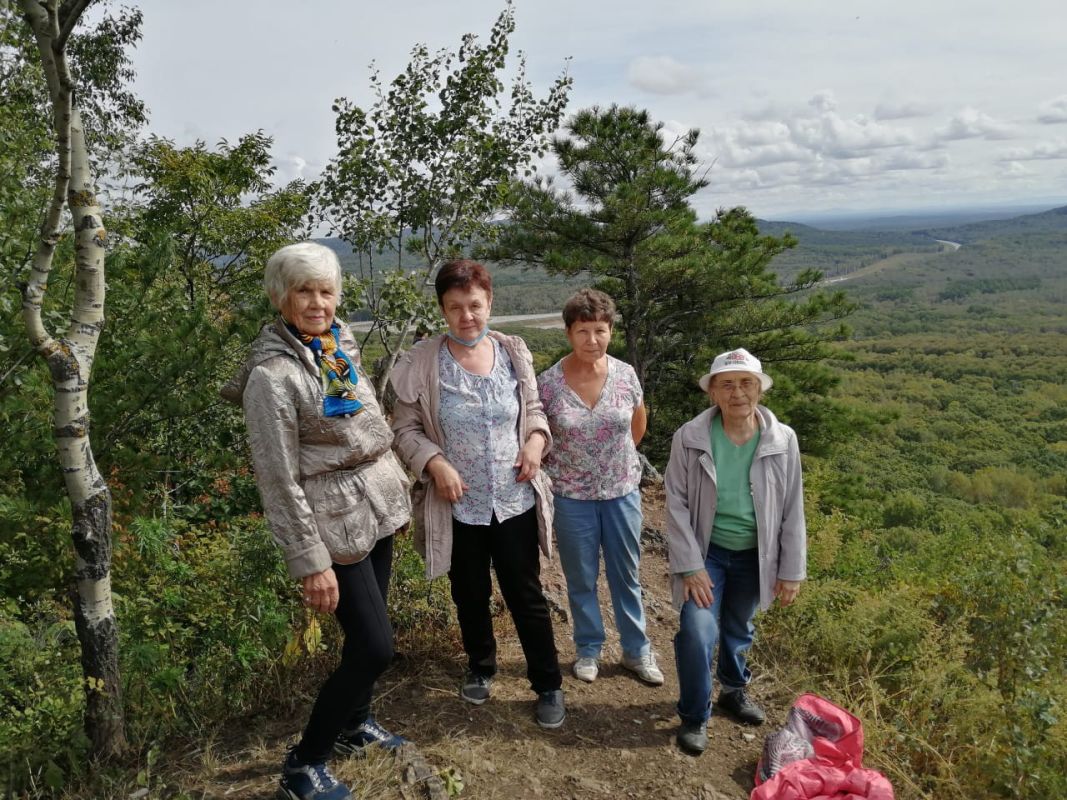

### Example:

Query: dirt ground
xmin=179 ymin=487 xmax=791 ymax=800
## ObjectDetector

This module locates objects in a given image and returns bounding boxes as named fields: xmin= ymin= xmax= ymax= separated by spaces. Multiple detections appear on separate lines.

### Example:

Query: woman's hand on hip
xmin=427 ymin=455 xmax=469 ymax=503
xmin=515 ymin=431 xmax=546 ymax=482
xmin=302 ymin=568 xmax=339 ymax=615
xmin=682 ymin=570 xmax=714 ymax=609
xmin=774 ymin=579 xmax=801 ymax=606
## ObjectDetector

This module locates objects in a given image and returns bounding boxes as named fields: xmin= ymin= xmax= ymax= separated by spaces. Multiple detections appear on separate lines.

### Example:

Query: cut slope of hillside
xmin=916 ymin=204 xmax=1067 ymax=243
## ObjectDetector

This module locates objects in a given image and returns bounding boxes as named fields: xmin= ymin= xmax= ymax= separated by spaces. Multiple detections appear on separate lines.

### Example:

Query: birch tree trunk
xmin=19 ymin=0 xmax=126 ymax=758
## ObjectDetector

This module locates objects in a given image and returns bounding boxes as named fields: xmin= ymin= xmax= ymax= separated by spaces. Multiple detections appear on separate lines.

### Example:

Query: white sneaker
xmin=621 ymin=652 xmax=664 ymax=686
xmin=573 ymin=657 xmax=599 ymax=682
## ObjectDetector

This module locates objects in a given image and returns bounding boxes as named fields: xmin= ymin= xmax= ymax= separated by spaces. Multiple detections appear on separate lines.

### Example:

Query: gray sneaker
xmin=459 ymin=671 xmax=494 ymax=705
xmin=535 ymin=689 xmax=566 ymax=729
xmin=716 ymin=687 xmax=766 ymax=725
xmin=677 ymin=720 xmax=708 ymax=755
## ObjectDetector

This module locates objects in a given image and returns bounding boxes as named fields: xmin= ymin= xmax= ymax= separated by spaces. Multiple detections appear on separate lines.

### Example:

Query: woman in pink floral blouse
xmin=539 ymin=289 xmax=663 ymax=686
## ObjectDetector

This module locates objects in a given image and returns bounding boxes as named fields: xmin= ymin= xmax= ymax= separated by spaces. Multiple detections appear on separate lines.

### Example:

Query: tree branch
xmin=56 ymin=0 xmax=92 ymax=52
xmin=20 ymin=0 xmax=70 ymax=354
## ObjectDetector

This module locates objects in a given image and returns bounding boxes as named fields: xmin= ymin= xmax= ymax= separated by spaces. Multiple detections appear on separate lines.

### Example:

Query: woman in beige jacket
xmin=222 ymin=242 xmax=411 ymax=800
xmin=389 ymin=260 xmax=565 ymax=730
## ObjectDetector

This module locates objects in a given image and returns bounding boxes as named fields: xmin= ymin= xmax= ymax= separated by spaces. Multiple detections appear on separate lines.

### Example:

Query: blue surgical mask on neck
xmin=446 ymin=327 xmax=489 ymax=347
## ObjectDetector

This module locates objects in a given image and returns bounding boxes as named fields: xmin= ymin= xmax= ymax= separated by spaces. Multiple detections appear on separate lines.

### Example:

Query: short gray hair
xmin=264 ymin=242 xmax=343 ymax=310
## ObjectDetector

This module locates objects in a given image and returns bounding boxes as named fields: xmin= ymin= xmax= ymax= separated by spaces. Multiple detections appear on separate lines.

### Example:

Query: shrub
xmin=388 ymin=532 xmax=456 ymax=658
xmin=115 ymin=515 xmax=298 ymax=746
xmin=0 ymin=600 xmax=86 ymax=794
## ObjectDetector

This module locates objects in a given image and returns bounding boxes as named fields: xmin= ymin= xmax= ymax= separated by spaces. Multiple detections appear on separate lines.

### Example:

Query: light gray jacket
xmin=389 ymin=332 xmax=554 ymax=579
xmin=665 ymin=405 xmax=806 ymax=611
xmin=221 ymin=319 xmax=411 ymax=579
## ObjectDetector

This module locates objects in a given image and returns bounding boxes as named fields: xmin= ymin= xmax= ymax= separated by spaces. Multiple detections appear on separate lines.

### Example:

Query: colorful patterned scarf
xmin=288 ymin=321 xmax=364 ymax=417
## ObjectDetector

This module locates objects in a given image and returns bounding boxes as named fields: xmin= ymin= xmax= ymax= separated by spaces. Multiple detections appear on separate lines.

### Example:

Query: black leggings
xmin=296 ymin=535 xmax=394 ymax=763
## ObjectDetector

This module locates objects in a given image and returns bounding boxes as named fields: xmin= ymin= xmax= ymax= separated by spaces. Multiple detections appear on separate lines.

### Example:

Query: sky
xmin=123 ymin=0 xmax=1067 ymax=222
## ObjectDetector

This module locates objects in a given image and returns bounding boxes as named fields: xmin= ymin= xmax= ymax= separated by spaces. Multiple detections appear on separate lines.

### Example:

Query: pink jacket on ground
xmin=751 ymin=694 xmax=894 ymax=800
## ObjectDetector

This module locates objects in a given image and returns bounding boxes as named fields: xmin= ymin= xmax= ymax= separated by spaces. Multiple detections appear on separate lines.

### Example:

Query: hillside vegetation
xmin=756 ymin=224 xmax=1067 ymax=797
xmin=2 ymin=208 xmax=1064 ymax=799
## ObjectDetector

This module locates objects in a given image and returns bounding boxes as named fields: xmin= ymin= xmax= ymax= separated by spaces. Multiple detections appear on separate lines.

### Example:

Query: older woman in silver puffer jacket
xmin=222 ymin=241 xmax=410 ymax=800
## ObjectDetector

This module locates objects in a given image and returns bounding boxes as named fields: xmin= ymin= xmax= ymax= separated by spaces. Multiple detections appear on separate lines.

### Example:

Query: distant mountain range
xmin=760 ymin=204 xmax=1067 ymax=246
xmin=754 ymin=220 xmax=932 ymax=248
xmin=316 ymin=204 xmax=1067 ymax=266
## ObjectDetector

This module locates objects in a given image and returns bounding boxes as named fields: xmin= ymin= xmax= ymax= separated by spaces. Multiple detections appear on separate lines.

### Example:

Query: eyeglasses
xmin=713 ymin=378 xmax=760 ymax=394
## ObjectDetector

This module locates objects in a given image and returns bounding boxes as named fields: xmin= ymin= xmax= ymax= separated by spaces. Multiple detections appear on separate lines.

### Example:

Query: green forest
xmin=756 ymin=222 xmax=1067 ymax=798
xmin=2 ymin=2 xmax=1065 ymax=799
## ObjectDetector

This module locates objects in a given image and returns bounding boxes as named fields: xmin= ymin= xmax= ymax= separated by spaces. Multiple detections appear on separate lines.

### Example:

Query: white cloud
xmin=788 ymin=93 xmax=914 ymax=158
xmin=274 ymin=153 xmax=318 ymax=186
xmin=125 ymin=0 xmax=1067 ymax=220
xmin=289 ymin=154 xmax=309 ymax=177
xmin=719 ymin=141 xmax=812 ymax=169
xmin=702 ymin=91 xmax=928 ymax=193
xmin=626 ymin=56 xmax=703 ymax=95
xmin=808 ymin=90 xmax=837 ymax=114
xmin=734 ymin=121 xmax=792 ymax=147
xmin=999 ymin=161 xmax=1033 ymax=178
xmin=879 ymin=151 xmax=948 ymax=171
xmin=937 ymin=108 xmax=1019 ymax=141
xmin=1000 ymin=140 xmax=1067 ymax=160
xmin=806 ymin=158 xmax=878 ymax=187
xmin=873 ymin=101 xmax=930 ymax=121
xmin=740 ymin=103 xmax=789 ymax=123
xmin=1037 ymin=95 xmax=1067 ymax=124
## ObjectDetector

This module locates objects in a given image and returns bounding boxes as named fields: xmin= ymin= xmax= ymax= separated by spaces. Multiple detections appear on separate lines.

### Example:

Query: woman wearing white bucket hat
xmin=665 ymin=348 xmax=806 ymax=755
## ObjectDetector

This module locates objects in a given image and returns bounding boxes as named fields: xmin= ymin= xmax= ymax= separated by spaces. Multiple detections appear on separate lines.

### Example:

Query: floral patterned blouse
xmin=539 ymin=355 xmax=643 ymax=500
xmin=437 ymin=338 xmax=535 ymax=525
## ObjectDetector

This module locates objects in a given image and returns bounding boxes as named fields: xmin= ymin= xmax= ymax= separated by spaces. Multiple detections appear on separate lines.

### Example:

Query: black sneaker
xmin=334 ymin=717 xmax=409 ymax=757
xmin=459 ymin=671 xmax=493 ymax=705
xmin=535 ymin=689 xmax=566 ymax=729
xmin=277 ymin=747 xmax=351 ymax=800
xmin=716 ymin=687 xmax=766 ymax=725
xmin=676 ymin=720 xmax=708 ymax=755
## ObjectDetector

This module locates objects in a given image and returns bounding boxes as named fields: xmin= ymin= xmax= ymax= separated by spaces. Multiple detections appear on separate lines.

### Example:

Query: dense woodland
xmin=1 ymin=2 xmax=1065 ymax=798
xmin=758 ymin=223 xmax=1067 ymax=798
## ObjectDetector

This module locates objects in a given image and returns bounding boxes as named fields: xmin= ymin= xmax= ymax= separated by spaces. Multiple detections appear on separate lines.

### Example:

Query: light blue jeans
xmin=674 ymin=544 xmax=761 ymax=725
xmin=553 ymin=490 xmax=651 ymax=660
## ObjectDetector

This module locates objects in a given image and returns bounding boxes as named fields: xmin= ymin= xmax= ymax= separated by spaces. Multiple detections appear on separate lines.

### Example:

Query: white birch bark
xmin=19 ymin=0 xmax=126 ymax=758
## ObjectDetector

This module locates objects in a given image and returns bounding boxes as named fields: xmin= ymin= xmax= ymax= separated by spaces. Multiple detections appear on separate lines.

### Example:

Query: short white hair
xmin=264 ymin=242 xmax=343 ymax=310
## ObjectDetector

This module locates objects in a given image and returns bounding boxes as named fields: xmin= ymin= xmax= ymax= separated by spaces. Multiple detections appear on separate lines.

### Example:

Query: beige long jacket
xmin=665 ymin=404 xmax=806 ymax=612
xmin=221 ymin=319 xmax=411 ymax=579
xmin=389 ymin=332 xmax=554 ymax=579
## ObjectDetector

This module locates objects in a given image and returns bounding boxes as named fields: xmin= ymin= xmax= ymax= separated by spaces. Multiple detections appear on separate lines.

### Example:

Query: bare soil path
xmin=177 ymin=488 xmax=791 ymax=800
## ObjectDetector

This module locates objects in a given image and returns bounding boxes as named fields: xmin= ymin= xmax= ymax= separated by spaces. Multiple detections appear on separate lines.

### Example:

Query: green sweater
xmin=709 ymin=415 xmax=759 ymax=551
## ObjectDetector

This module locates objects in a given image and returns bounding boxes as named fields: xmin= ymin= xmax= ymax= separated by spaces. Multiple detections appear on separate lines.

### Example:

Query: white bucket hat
xmin=698 ymin=348 xmax=773 ymax=392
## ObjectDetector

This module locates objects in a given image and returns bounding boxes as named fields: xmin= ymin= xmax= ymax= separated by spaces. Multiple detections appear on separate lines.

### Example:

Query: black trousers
xmin=449 ymin=507 xmax=562 ymax=694
xmin=296 ymin=535 xmax=394 ymax=763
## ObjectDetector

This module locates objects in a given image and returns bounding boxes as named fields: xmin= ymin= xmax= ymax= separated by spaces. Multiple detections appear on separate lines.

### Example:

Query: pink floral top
xmin=539 ymin=355 xmax=643 ymax=500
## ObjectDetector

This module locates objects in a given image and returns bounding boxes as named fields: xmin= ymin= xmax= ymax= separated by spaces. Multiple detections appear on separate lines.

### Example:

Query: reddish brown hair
xmin=562 ymin=288 xmax=616 ymax=328
xmin=434 ymin=260 xmax=493 ymax=304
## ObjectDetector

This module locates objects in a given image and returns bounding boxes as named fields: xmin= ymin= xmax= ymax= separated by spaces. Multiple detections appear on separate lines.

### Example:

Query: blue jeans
xmin=553 ymin=490 xmax=650 ymax=660
xmin=674 ymin=544 xmax=761 ymax=725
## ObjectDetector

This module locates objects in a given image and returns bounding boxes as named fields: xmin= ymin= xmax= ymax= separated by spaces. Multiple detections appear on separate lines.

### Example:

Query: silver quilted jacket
xmin=221 ymin=318 xmax=411 ymax=578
